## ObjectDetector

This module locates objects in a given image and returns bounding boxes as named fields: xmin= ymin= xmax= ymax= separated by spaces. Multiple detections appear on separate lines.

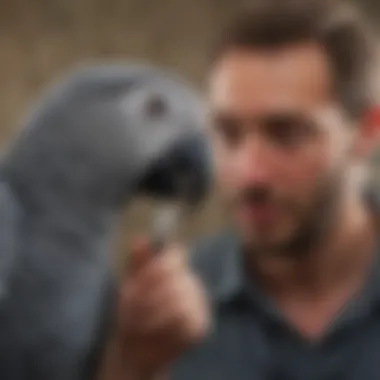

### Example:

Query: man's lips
xmin=237 ymin=202 xmax=280 ymax=226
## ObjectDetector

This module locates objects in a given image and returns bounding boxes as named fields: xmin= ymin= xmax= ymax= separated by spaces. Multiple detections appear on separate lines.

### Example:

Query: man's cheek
xmin=284 ymin=150 xmax=328 ymax=188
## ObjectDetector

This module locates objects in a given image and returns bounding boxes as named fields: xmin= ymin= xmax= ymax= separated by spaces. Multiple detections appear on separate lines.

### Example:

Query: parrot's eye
xmin=145 ymin=95 xmax=167 ymax=120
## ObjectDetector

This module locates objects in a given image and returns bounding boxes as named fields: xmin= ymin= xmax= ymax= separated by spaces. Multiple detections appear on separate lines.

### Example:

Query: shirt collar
xmin=362 ymin=189 xmax=380 ymax=308
xmin=212 ymin=229 xmax=247 ymax=305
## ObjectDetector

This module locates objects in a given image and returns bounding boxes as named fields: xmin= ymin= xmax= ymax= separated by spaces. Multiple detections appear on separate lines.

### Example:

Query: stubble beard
xmin=239 ymin=170 xmax=346 ymax=260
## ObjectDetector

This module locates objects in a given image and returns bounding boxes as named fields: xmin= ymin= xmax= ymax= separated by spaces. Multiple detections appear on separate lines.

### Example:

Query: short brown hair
xmin=212 ymin=0 xmax=377 ymax=120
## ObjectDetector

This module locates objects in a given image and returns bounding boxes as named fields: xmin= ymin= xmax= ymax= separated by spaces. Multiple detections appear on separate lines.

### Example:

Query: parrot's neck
xmin=5 ymin=176 xmax=120 ymax=374
xmin=4 ymin=148 xmax=132 ymax=268
xmin=9 ymin=174 xmax=122 ymax=290
xmin=7 ymin=167 xmax=129 ymax=253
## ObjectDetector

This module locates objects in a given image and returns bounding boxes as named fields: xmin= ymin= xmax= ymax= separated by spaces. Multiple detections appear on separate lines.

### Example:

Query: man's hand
xmin=113 ymin=237 xmax=211 ymax=379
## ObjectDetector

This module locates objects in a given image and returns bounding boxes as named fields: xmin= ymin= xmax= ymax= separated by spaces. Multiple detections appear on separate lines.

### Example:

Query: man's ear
xmin=354 ymin=106 xmax=380 ymax=157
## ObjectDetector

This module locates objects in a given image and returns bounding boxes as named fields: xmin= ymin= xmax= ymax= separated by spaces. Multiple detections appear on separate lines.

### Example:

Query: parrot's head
xmin=3 ymin=64 xmax=212 ymax=211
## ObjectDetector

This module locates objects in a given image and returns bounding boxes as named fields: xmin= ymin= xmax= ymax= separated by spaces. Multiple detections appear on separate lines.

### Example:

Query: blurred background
xmin=0 ymin=0 xmax=379 ymax=265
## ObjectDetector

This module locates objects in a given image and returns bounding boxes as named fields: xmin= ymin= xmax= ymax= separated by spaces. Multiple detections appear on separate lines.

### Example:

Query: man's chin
xmin=239 ymin=223 xmax=299 ymax=254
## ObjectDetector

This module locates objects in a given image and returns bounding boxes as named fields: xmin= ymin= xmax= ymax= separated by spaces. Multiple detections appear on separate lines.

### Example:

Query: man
xmin=103 ymin=0 xmax=380 ymax=378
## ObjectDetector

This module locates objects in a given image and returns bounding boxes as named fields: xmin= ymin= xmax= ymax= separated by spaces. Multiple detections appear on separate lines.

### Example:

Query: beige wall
xmin=0 ymin=0 xmax=240 ymax=266
xmin=0 ymin=0 xmax=378 ymax=266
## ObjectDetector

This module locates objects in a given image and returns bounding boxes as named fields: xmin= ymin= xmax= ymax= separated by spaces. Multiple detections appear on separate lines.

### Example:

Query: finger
xmin=132 ymin=245 xmax=189 ymax=289
xmin=122 ymin=268 xmax=187 ymax=314
xmin=127 ymin=236 xmax=154 ymax=274
xmin=128 ymin=294 xmax=185 ymax=336
xmin=123 ymin=275 xmax=196 ymax=330
xmin=156 ymin=242 xmax=188 ymax=268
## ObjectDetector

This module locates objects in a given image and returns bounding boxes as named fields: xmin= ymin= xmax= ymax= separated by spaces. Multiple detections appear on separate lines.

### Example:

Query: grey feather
xmin=0 ymin=182 xmax=21 ymax=301
xmin=0 ymin=63 xmax=210 ymax=380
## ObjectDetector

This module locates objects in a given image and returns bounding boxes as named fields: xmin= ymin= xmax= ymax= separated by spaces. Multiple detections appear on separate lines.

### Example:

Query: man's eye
xmin=213 ymin=117 xmax=242 ymax=146
xmin=265 ymin=117 xmax=312 ymax=146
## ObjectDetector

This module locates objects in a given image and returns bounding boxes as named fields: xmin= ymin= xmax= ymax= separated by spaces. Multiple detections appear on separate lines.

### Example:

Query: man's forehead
xmin=208 ymin=44 xmax=333 ymax=116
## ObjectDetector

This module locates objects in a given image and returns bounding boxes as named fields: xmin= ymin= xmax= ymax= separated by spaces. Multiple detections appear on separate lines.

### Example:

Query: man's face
xmin=209 ymin=43 xmax=364 ymax=254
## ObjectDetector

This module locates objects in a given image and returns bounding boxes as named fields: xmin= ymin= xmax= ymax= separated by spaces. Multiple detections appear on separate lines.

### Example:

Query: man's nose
xmin=234 ymin=135 xmax=274 ymax=185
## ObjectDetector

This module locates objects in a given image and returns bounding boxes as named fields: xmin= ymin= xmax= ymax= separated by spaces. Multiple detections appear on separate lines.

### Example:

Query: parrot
xmin=0 ymin=63 xmax=211 ymax=380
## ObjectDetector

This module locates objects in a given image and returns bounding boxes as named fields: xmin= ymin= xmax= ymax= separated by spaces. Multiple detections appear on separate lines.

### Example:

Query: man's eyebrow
xmin=258 ymin=112 xmax=305 ymax=124
xmin=209 ymin=111 xmax=241 ymax=126
xmin=259 ymin=112 xmax=318 ymax=133
xmin=210 ymin=109 xmax=238 ymax=119
xmin=211 ymin=110 xmax=309 ymax=125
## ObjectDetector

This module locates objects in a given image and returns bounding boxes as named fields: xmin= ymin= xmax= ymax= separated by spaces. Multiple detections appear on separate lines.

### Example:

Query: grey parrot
xmin=0 ymin=63 xmax=211 ymax=380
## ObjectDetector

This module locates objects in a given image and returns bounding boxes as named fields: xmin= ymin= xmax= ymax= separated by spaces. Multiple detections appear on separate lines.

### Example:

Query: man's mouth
xmin=237 ymin=201 xmax=281 ymax=227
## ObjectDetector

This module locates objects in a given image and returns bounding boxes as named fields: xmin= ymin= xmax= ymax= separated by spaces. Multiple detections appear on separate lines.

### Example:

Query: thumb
xmin=126 ymin=236 xmax=153 ymax=275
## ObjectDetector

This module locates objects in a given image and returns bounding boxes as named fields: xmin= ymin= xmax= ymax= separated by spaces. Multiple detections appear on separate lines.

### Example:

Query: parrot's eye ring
xmin=145 ymin=95 xmax=167 ymax=120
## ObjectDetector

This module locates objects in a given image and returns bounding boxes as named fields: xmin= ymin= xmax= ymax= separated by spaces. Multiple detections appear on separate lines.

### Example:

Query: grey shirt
xmin=171 ymin=212 xmax=380 ymax=379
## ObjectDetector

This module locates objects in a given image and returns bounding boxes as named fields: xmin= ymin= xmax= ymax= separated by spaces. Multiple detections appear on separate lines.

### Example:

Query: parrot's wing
xmin=0 ymin=181 xmax=21 ymax=301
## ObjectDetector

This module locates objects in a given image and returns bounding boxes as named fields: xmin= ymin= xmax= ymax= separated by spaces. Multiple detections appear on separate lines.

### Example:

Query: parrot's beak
xmin=136 ymin=132 xmax=212 ymax=206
